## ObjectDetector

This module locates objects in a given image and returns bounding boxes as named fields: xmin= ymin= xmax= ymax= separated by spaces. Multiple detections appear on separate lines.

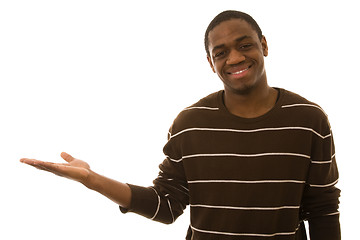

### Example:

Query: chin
xmin=234 ymin=88 xmax=253 ymax=95
xmin=225 ymin=83 xmax=256 ymax=95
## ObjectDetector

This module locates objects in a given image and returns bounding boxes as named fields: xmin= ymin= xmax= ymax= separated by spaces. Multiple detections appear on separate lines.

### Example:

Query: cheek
xmin=214 ymin=66 xmax=224 ymax=77
xmin=207 ymin=57 xmax=217 ymax=73
xmin=212 ymin=61 xmax=224 ymax=74
xmin=211 ymin=64 xmax=217 ymax=73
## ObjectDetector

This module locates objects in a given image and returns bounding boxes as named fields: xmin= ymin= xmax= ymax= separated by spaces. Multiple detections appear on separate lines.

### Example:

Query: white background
xmin=1 ymin=0 xmax=358 ymax=239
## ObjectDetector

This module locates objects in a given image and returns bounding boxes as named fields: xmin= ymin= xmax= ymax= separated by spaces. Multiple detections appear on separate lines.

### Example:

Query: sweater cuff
xmin=308 ymin=214 xmax=341 ymax=240
xmin=118 ymin=184 xmax=159 ymax=219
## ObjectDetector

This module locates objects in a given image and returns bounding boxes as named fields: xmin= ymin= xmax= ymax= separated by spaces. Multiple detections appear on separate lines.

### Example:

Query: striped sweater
xmin=121 ymin=88 xmax=340 ymax=240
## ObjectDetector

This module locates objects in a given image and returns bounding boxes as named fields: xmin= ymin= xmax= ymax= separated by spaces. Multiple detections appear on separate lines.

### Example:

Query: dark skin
xmin=20 ymin=19 xmax=278 ymax=210
xmin=207 ymin=18 xmax=278 ymax=118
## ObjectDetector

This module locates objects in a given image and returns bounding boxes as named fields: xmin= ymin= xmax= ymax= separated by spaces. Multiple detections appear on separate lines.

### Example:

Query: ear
xmin=261 ymin=35 xmax=268 ymax=57
xmin=207 ymin=55 xmax=216 ymax=73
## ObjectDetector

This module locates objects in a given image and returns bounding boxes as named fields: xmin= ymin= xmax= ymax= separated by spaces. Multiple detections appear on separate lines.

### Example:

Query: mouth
xmin=226 ymin=65 xmax=252 ymax=77
xmin=231 ymin=67 xmax=250 ymax=74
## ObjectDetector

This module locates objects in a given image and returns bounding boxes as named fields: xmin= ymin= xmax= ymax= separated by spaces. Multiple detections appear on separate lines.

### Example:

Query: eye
xmin=214 ymin=51 xmax=226 ymax=58
xmin=239 ymin=44 xmax=252 ymax=50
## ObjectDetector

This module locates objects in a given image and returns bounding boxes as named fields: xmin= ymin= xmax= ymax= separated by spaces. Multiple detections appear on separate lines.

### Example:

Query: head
xmin=205 ymin=10 xmax=263 ymax=57
xmin=205 ymin=11 xmax=269 ymax=95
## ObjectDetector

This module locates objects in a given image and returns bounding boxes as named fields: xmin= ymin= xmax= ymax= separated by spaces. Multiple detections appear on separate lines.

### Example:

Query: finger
xmin=39 ymin=161 xmax=64 ymax=172
xmin=29 ymin=161 xmax=68 ymax=177
xmin=38 ymin=162 xmax=88 ymax=182
xmin=21 ymin=158 xmax=69 ymax=167
xmin=33 ymin=163 xmax=54 ymax=172
xmin=60 ymin=152 xmax=74 ymax=163
xmin=20 ymin=158 xmax=45 ymax=166
xmin=20 ymin=158 xmax=59 ymax=172
xmin=32 ymin=163 xmax=68 ymax=178
xmin=20 ymin=157 xmax=87 ymax=181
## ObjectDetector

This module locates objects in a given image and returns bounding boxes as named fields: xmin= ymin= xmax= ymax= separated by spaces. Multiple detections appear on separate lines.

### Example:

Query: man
xmin=20 ymin=10 xmax=341 ymax=239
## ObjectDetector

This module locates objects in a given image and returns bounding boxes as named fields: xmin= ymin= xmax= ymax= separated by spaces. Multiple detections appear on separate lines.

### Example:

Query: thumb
xmin=61 ymin=152 xmax=75 ymax=163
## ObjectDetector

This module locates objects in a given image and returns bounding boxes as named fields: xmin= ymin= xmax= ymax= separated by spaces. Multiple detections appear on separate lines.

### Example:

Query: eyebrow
xmin=211 ymin=35 xmax=251 ymax=53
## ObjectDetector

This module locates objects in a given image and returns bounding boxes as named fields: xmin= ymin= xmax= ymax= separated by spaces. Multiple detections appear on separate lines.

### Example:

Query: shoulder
xmin=186 ymin=91 xmax=221 ymax=109
xmin=279 ymin=88 xmax=331 ymax=133
xmin=169 ymin=91 xmax=222 ymax=134
xmin=280 ymin=89 xmax=327 ymax=117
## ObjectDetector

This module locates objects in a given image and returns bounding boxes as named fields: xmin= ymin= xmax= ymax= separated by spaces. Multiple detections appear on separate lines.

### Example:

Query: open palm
xmin=20 ymin=152 xmax=91 ymax=184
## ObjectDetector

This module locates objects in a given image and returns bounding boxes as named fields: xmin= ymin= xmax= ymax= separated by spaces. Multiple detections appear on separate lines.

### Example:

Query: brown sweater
xmin=121 ymin=88 xmax=340 ymax=240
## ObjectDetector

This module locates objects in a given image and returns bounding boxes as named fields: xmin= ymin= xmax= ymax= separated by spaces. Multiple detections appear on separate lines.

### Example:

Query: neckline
xmin=217 ymin=88 xmax=285 ymax=123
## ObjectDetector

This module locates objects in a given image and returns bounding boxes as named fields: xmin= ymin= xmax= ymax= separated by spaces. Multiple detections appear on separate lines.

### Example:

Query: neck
xmin=223 ymin=84 xmax=278 ymax=118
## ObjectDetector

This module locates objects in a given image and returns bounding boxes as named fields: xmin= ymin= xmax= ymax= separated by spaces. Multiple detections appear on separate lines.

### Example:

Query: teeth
xmin=232 ymin=67 xmax=249 ymax=74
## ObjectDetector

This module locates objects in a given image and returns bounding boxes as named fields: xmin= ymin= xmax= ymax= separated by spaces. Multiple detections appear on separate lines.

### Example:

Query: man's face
xmin=207 ymin=19 xmax=268 ymax=95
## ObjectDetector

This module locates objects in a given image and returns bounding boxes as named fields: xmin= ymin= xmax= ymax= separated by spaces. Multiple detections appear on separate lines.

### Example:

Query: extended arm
xmin=20 ymin=152 xmax=131 ymax=209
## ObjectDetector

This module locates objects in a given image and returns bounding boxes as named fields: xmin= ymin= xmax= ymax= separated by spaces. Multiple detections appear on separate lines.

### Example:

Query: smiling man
xmin=206 ymin=16 xmax=277 ymax=119
xmin=21 ymin=10 xmax=340 ymax=240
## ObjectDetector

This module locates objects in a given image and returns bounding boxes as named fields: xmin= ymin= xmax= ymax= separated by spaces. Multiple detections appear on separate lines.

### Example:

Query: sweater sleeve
xmin=301 ymin=118 xmax=341 ymax=239
xmin=119 ymin=124 xmax=189 ymax=224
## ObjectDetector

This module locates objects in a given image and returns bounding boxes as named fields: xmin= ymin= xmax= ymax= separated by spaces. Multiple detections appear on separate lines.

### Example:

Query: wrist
xmin=81 ymin=170 xmax=132 ymax=208
xmin=82 ymin=169 xmax=100 ymax=190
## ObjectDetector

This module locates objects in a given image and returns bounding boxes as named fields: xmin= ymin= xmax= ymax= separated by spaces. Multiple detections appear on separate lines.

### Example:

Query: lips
xmin=231 ymin=67 xmax=249 ymax=74
xmin=226 ymin=65 xmax=252 ymax=77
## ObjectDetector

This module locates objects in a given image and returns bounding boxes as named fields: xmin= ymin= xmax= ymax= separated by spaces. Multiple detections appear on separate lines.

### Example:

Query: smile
xmin=231 ymin=67 xmax=249 ymax=74
xmin=227 ymin=65 xmax=252 ymax=76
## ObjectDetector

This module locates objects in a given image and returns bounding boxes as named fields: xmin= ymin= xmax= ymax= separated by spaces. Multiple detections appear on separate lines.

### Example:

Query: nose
xmin=226 ymin=50 xmax=245 ymax=65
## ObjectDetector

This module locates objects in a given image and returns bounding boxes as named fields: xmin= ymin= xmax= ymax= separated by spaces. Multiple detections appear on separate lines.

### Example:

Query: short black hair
xmin=204 ymin=10 xmax=263 ymax=57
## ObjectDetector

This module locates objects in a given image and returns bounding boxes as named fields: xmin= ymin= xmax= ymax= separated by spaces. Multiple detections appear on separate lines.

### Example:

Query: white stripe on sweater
xmin=311 ymin=160 xmax=333 ymax=164
xmin=281 ymin=103 xmax=328 ymax=116
xmin=183 ymin=106 xmax=219 ymax=111
xmin=183 ymin=152 xmax=311 ymax=159
xmin=188 ymin=179 xmax=305 ymax=184
xmin=309 ymin=179 xmax=339 ymax=188
xmin=157 ymin=176 xmax=189 ymax=191
xmin=150 ymin=187 xmax=161 ymax=220
xmin=324 ymin=211 xmax=340 ymax=216
xmin=188 ymin=178 xmax=338 ymax=188
xmin=170 ymin=126 xmax=331 ymax=139
xmin=190 ymin=204 xmax=300 ymax=211
xmin=311 ymin=153 xmax=336 ymax=164
xmin=190 ymin=225 xmax=296 ymax=237
xmin=167 ymin=152 xmax=310 ymax=163
xmin=165 ymin=194 xmax=175 ymax=223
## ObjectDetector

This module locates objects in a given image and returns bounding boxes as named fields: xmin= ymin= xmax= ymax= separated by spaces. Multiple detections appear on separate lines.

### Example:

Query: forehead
xmin=208 ymin=19 xmax=258 ymax=50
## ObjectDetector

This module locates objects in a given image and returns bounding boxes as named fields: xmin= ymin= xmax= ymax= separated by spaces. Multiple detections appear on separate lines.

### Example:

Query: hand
xmin=20 ymin=152 xmax=91 ymax=185
xmin=21 ymin=152 xmax=132 ymax=208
